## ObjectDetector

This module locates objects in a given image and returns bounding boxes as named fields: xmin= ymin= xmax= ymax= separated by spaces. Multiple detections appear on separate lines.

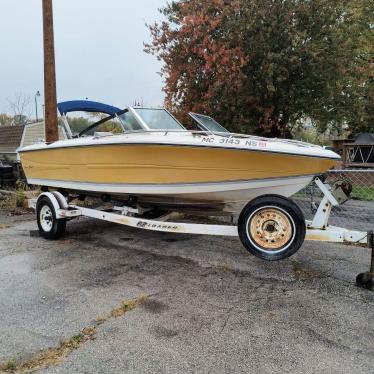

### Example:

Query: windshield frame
xmin=131 ymin=107 xmax=186 ymax=131
xmin=188 ymin=112 xmax=229 ymax=133
xmin=77 ymin=106 xmax=187 ymax=137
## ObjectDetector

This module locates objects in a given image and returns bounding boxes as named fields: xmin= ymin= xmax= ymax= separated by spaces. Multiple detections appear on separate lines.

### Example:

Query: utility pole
xmin=42 ymin=0 xmax=58 ymax=143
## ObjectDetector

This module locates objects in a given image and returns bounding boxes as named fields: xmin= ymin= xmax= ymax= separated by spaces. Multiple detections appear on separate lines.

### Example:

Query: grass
xmin=96 ymin=295 xmax=148 ymax=324
xmin=351 ymin=186 xmax=374 ymax=201
xmin=0 ymin=191 xmax=18 ymax=211
xmin=214 ymin=265 xmax=232 ymax=273
xmin=0 ymin=295 xmax=148 ymax=374
xmin=3 ymin=360 xmax=16 ymax=372
xmin=0 ymin=182 xmax=39 ymax=213
xmin=0 ymin=327 xmax=96 ymax=374
xmin=294 ymin=186 xmax=374 ymax=202
xmin=291 ymin=259 xmax=321 ymax=280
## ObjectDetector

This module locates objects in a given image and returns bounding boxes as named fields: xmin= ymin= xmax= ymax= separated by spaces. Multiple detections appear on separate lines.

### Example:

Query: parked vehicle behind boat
xmin=0 ymin=160 xmax=15 ymax=187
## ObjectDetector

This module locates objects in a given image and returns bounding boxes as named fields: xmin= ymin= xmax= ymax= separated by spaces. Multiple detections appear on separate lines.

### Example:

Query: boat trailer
xmin=29 ymin=177 xmax=374 ymax=290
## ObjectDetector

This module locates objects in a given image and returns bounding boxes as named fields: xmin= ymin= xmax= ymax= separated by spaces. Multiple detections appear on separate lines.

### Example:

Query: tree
xmin=145 ymin=0 xmax=373 ymax=136
xmin=63 ymin=117 xmax=93 ymax=134
xmin=7 ymin=93 xmax=32 ymax=125
xmin=65 ymin=116 xmax=123 ymax=135
xmin=0 ymin=113 xmax=13 ymax=126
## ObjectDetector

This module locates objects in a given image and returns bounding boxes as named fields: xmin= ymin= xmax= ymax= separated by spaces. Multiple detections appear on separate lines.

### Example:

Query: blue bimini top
xmin=57 ymin=100 xmax=121 ymax=116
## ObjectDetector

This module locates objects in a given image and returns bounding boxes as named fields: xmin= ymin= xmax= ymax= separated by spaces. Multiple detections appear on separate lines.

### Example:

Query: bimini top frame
xmin=57 ymin=100 xmax=121 ymax=116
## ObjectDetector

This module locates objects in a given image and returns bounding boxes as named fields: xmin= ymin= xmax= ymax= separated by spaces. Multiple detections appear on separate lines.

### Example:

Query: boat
xmin=18 ymin=100 xmax=340 ymax=215
xmin=26 ymin=4 xmax=371 ymax=263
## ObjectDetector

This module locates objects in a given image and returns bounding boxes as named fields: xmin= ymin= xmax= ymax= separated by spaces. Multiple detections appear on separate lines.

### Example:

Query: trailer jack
xmin=356 ymin=231 xmax=374 ymax=291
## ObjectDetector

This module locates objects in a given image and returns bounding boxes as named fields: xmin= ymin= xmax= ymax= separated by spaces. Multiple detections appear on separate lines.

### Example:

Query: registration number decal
xmin=200 ymin=136 xmax=267 ymax=148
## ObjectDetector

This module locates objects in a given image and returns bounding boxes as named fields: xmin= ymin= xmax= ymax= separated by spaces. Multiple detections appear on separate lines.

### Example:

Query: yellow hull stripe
xmin=20 ymin=144 xmax=336 ymax=184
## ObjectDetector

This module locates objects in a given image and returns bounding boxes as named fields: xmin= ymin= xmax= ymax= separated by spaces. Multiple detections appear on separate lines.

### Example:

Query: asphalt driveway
xmin=0 ymin=212 xmax=373 ymax=373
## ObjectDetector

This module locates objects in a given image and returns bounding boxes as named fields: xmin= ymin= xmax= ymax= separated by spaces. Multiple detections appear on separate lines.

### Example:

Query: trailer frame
xmin=28 ymin=177 xmax=374 ymax=288
xmin=28 ymin=177 xmax=372 ymax=247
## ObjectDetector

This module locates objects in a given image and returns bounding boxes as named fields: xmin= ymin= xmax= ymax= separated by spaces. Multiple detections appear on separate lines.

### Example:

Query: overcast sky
xmin=0 ymin=0 xmax=167 ymax=116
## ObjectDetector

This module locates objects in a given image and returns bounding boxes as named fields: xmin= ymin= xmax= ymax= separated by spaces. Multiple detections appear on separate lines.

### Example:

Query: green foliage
xmin=292 ymin=126 xmax=326 ymax=146
xmin=13 ymin=115 xmax=27 ymax=125
xmin=64 ymin=117 xmax=123 ymax=135
xmin=71 ymin=334 xmax=84 ymax=345
xmin=63 ymin=117 xmax=93 ymax=134
xmin=0 ymin=113 xmax=27 ymax=126
xmin=146 ymin=0 xmax=373 ymax=137
xmin=5 ymin=358 xmax=16 ymax=371
xmin=0 ymin=113 xmax=13 ymax=126
xmin=351 ymin=187 xmax=374 ymax=201
xmin=95 ymin=120 xmax=123 ymax=134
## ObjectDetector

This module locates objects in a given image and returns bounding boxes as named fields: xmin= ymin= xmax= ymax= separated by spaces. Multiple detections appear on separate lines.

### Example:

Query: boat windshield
xmin=189 ymin=112 xmax=229 ymax=133
xmin=133 ymin=108 xmax=185 ymax=130
xmin=117 ymin=110 xmax=143 ymax=131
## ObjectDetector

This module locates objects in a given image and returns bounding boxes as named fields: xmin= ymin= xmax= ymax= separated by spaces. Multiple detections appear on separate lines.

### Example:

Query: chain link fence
xmin=293 ymin=169 xmax=374 ymax=232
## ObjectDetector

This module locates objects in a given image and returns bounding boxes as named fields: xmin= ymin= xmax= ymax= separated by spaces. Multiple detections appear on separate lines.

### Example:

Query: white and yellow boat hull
xmin=19 ymin=133 xmax=339 ymax=213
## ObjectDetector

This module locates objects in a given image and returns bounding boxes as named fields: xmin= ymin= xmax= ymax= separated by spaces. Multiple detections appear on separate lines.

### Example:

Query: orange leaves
xmin=145 ymin=0 xmax=250 ymax=130
xmin=146 ymin=1 xmax=275 ymax=129
xmin=145 ymin=0 xmax=371 ymax=135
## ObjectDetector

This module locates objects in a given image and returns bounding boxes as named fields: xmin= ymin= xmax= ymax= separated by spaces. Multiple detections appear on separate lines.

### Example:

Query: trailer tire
xmin=238 ymin=195 xmax=306 ymax=261
xmin=36 ymin=196 xmax=66 ymax=240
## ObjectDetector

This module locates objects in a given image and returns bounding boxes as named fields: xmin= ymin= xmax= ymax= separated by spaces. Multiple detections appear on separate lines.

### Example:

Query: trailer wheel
xmin=238 ymin=195 xmax=306 ymax=261
xmin=36 ymin=196 xmax=66 ymax=240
